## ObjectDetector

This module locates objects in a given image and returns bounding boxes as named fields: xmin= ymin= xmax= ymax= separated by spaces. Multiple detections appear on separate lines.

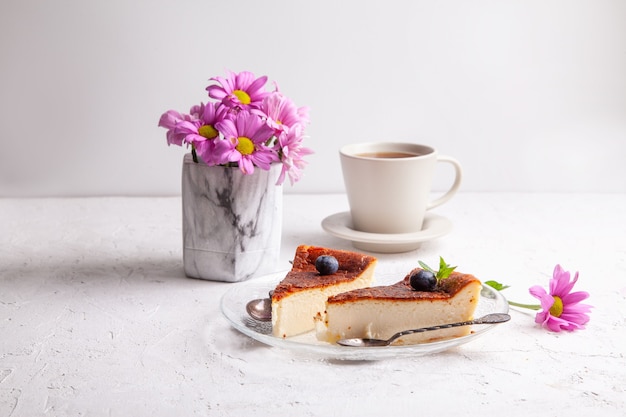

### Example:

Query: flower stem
xmin=508 ymin=301 xmax=541 ymax=311
xmin=192 ymin=148 xmax=198 ymax=163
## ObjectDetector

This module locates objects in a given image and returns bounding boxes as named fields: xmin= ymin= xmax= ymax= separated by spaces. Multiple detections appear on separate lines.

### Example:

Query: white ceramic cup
xmin=339 ymin=142 xmax=462 ymax=234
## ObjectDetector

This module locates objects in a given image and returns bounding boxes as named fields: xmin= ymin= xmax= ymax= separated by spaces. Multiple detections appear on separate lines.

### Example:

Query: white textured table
xmin=1 ymin=193 xmax=625 ymax=416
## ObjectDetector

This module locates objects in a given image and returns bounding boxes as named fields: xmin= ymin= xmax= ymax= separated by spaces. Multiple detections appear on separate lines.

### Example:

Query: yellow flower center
xmin=232 ymin=89 xmax=251 ymax=105
xmin=549 ymin=296 xmax=564 ymax=317
xmin=236 ymin=137 xmax=255 ymax=155
xmin=198 ymin=124 xmax=219 ymax=139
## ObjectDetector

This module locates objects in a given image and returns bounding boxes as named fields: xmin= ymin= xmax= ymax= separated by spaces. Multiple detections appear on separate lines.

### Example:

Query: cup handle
xmin=427 ymin=155 xmax=462 ymax=210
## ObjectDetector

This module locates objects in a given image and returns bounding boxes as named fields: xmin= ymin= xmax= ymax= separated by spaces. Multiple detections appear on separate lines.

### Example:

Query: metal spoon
xmin=245 ymin=291 xmax=273 ymax=322
xmin=336 ymin=313 xmax=511 ymax=347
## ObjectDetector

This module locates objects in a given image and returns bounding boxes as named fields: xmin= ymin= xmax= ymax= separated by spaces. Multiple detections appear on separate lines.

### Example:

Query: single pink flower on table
xmin=275 ymin=124 xmax=313 ymax=185
xmin=214 ymin=112 xmax=277 ymax=174
xmin=529 ymin=264 xmax=592 ymax=332
xmin=207 ymin=70 xmax=269 ymax=110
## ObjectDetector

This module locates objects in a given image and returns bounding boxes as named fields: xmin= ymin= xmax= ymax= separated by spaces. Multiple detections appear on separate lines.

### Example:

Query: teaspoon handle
xmin=387 ymin=313 xmax=510 ymax=344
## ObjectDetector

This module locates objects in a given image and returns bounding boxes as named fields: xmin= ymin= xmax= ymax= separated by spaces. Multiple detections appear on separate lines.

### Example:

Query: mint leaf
xmin=418 ymin=260 xmax=436 ymax=274
xmin=419 ymin=257 xmax=456 ymax=281
xmin=436 ymin=256 xmax=456 ymax=280
xmin=484 ymin=280 xmax=510 ymax=291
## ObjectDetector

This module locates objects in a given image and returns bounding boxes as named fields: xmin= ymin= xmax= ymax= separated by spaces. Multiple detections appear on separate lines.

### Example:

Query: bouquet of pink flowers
xmin=158 ymin=70 xmax=312 ymax=185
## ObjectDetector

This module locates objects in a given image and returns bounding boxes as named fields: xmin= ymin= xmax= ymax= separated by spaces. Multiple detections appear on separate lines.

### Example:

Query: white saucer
xmin=321 ymin=212 xmax=452 ymax=253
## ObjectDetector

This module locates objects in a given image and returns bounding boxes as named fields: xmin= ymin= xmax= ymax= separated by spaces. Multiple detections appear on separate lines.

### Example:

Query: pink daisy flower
xmin=529 ymin=265 xmax=592 ymax=332
xmin=206 ymin=70 xmax=269 ymax=110
xmin=159 ymin=70 xmax=311 ymax=184
xmin=214 ymin=112 xmax=277 ymax=174
xmin=275 ymin=124 xmax=313 ymax=185
xmin=257 ymin=91 xmax=309 ymax=134
xmin=171 ymin=102 xmax=230 ymax=165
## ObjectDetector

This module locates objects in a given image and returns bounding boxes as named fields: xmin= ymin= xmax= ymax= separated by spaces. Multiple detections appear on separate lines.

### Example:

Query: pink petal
xmin=207 ymin=85 xmax=228 ymax=100
xmin=529 ymin=285 xmax=548 ymax=299
xmin=158 ymin=110 xmax=184 ymax=129
xmin=239 ymin=157 xmax=255 ymax=175
xmin=562 ymin=303 xmax=593 ymax=315
xmin=535 ymin=310 xmax=550 ymax=325
xmin=559 ymin=312 xmax=590 ymax=326
xmin=174 ymin=120 xmax=200 ymax=135
xmin=529 ymin=285 xmax=555 ymax=310
xmin=217 ymin=74 xmax=234 ymax=91
xmin=236 ymin=71 xmax=254 ymax=89
xmin=545 ymin=318 xmax=565 ymax=332
xmin=559 ymin=319 xmax=586 ymax=331
xmin=247 ymin=74 xmax=268 ymax=93
xmin=215 ymin=119 xmax=237 ymax=139
xmin=561 ymin=290 xmax=590 ymax=305
xmin=552 ymin=267 xmax=579 ymax=297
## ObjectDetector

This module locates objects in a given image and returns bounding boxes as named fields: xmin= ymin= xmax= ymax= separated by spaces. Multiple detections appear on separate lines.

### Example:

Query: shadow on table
xmin=1 ymin=254 xmax=188 ymax=284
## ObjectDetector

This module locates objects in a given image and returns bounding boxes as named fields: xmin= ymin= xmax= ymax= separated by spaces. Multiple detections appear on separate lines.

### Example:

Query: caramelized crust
xmin=272 ymin=245 xmax=377 ymax=301
xmin=327 ymin=268 xmax=480 ymax=303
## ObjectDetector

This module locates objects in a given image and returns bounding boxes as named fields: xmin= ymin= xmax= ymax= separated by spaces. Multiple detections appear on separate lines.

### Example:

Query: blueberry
xmin=410 ymin=269 xmax=437 ymax=291
xmin=315 ymin=255 xmax=339 ymax=275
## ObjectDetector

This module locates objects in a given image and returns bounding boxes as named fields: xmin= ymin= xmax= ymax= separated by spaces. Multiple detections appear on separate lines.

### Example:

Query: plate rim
xmin=220 ymin=272 xmax=510 ymax=360
xmin=321 ymin=211 xmax=452 ymax=245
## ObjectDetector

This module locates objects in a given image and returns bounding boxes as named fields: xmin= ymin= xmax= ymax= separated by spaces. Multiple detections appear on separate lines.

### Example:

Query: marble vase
xmin=181 ymin=154 xmax=283 ymax=282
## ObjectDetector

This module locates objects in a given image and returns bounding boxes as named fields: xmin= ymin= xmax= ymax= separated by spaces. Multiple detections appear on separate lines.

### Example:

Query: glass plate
xmin=220 ymin=272 xmax=510 ymax=360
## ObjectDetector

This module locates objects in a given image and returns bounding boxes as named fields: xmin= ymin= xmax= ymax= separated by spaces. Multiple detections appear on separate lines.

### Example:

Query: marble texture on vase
xmin=182 ymin=154 xmax=282 ymax=282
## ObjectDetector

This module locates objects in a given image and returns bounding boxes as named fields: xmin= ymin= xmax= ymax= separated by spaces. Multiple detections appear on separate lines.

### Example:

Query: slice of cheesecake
xmin=271 ymin=245 xmax=377 ymax=338
xmin=316 ymin=268 xmax=482 ymax=345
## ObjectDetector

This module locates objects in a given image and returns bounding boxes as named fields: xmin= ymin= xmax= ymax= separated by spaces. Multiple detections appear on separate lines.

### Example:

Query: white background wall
xmin=1 ymin=0 xmax=625 ymax=197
